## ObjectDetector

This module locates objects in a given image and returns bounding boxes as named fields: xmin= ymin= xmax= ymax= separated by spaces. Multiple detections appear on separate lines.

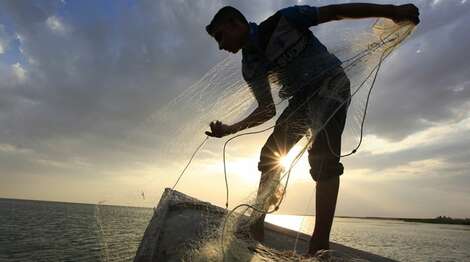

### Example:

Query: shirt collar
xmin=244 ymin=22 xmax=259 ymax=50
xmin=249 ymin=22 xmax=258 ymax=38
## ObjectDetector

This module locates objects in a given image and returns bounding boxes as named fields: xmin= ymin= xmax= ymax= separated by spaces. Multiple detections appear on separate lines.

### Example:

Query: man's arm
xmin=205 ymin=104 xmax=275 ymax=138
xmin=230 ymin=103 xmax=275 ymax=132
xmin=317 ymin=3 xmax=420 ymax=25
xmin=206 ymin=77 xmax=276 ymax=138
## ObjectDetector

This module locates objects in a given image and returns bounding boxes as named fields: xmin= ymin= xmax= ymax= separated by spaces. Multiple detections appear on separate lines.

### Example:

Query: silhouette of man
xmin=205 ymin=3 xmax=419 ymax=255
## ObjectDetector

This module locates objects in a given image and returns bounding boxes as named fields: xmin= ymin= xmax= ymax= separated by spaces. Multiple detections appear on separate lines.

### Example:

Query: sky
xmin=0 ymin=0 xmax=469 ymax=218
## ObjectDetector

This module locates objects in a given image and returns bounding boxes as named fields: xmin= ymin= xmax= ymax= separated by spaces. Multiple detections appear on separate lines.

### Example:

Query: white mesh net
xmin=115 ymin=19 xmax=416 ymax=261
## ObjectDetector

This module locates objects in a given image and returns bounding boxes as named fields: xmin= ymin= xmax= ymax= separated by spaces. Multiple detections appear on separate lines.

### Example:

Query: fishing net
xmin=131 ymin=18 xmax=416 ymax=261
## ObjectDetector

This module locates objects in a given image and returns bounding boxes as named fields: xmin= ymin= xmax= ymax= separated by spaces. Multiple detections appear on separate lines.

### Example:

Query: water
xmin=0 ymin=198 xmax=152 ymax=262
xmin=328 ymin=217 xmax=470 ymax=262
xmin=1 ymin=198 xmax=469 ymax=262
xmin=266 ymin=215 xmax=470 ymax=262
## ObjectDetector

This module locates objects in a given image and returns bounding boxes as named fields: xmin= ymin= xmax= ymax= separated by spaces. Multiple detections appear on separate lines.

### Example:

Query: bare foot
xmin=308 ymin=239 xmax=329 ymax=256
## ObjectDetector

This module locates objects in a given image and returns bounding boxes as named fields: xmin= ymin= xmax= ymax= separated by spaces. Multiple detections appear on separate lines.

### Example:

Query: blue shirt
xmin=242 ymin=5 xmax=342 ymax=101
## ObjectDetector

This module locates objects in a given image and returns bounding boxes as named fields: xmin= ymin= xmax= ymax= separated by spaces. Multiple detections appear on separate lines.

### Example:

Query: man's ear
xmin=228 ymin=18 xmax=243 ymax=29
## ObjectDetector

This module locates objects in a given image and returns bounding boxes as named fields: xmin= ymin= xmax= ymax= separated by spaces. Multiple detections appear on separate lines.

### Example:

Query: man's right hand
xmin=393 ymin=4 xmax=420 ymax=25
xmin=205 ymin=120 xmax=233 ymax=138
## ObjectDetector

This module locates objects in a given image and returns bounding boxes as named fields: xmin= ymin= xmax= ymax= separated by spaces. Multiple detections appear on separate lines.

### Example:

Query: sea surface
xmin=1 ymin=198 xmax=469 ymax=262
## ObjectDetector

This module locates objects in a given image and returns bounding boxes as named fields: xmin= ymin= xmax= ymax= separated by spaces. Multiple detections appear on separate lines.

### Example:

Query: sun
xmin=278 ymin=144 xmax=304 ymax=170
xmin=280 ymin=156 xmax=291 ymax=170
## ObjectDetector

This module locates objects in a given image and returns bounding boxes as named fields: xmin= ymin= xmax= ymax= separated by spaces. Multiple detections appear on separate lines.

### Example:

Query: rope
xmin=171 ymin=136 xmax=209 ymax=191
xmin=221 ymin=24 xmax=403 ymax=209
xmin=146 ymin=20 xmax=415 ymax=261
xmin=326 ymin=50 xmax=385 ymax=158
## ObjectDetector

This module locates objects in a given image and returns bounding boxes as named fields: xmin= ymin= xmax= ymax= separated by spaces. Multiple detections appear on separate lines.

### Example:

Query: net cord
xmin=220 ymin=22 xmax=412 ymax=260
xmin=156 ymin=19 xmax=413 ymax=260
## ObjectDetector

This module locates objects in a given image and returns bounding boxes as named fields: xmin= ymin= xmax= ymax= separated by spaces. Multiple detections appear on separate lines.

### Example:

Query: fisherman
xmin=205 ymin=3 xmax=419 ymax=255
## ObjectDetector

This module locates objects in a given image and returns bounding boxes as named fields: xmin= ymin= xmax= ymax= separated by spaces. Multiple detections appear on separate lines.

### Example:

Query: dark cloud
xmin=0 ymin=0 xmax=468 ymax=214
xmin=366 ymin=0 xmax=470 ymax=140
xmin=0 ymin=0 xmax=226 ymax=168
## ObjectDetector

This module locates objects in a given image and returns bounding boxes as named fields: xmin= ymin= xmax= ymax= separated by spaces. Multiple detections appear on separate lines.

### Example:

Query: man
xmin=205 ymin=3 xmax=419 ymax=255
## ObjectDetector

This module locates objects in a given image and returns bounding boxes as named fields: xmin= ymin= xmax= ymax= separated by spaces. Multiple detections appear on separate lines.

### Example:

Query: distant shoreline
xmin=337 ymin=215 xmax=470 ymax=226
xmin=2 ymin=197 xmax=469 ymax=226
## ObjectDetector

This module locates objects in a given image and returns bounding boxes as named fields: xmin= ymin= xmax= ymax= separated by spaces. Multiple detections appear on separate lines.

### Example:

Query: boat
xmin=134 ymin=188 xmax=396 ymax=261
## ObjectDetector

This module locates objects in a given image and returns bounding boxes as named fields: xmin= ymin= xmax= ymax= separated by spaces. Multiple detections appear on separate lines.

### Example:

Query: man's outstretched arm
xmin=206 ymin=77 xmax=276 ymax=138
xmin=205 ymin=104 xmax=275 ymax=138
xmin=317 ymin=3 xmax=420 ymax=25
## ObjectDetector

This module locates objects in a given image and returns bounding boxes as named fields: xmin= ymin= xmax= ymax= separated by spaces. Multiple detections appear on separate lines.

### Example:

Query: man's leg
xmin=310 ymin=176 xmax=339 ymax=253
xmin=251 ymin=106 xmax=308 ymax=242
xmin=308 ymin=100 xmax=348 ymax=254
xmin=290 ymin=68 xmax=348 ymax=253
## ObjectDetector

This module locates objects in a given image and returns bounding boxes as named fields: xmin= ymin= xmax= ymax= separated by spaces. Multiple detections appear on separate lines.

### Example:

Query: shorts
xmin=258 ymin=68 xmax=350 ymax=182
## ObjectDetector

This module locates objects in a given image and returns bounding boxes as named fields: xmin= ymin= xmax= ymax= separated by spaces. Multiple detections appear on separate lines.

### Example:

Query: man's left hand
xmin=393 ymin=4 xmax=420 ymax=25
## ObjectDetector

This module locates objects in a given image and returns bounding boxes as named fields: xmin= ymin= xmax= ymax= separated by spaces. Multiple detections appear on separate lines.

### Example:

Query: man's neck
xmin=241 ymin=22 xmax=256 ymax=49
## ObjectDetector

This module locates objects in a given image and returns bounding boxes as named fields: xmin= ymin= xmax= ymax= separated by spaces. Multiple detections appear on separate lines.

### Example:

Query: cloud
xmin=360 ymin=117 xmax=470 ymax=155
xmin=45 ymin=16 xmax=69 ymax=34
xmin=365 ymin=0 xmax=470 ymax=140
xmin=0 ymin=24 xmax=8 ymax=55
xmin=0 ymin=0 xmax=468 ymax=215
xmin=0 ymin=24 xmax=12 ymax=54
xmin=11 ymin=62 xmax=26 ymax=80
xmin=0 ymin=0 xmax=232 ymax=178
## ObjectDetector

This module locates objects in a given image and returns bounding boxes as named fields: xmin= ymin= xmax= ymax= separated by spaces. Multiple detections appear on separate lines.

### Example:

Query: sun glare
xmin=280 ymin=156 xmax=290 ymax=170
xmin=279 ymin=145 xmax=304 ymax=170
xmin=265 ymin=214 xmax=306 ymax=232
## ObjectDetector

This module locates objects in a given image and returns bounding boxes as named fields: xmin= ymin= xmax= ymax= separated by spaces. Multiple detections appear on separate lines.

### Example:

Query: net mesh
xmin=101 ymin=18 xmax=416 ymax=261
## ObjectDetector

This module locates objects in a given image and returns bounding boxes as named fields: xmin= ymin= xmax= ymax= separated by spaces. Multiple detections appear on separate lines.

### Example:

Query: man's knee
xmin=309 ymin=158 xmax=344 ymax=182
xmin=258 ymin=144 xmax=283 ymax=174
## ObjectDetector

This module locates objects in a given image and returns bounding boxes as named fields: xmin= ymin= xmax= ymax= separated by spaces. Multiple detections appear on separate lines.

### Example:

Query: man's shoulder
xmin=255 ymin=11 xmax=282 ymax=47
xmin=255 ymin=8 xmax=297 ymax=53
xmin=259 ymin=5 xmax=319 ymax=32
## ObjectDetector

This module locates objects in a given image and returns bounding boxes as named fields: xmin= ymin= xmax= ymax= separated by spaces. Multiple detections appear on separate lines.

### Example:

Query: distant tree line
xmin=402 ymin=216 xmax=470 ymax=225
